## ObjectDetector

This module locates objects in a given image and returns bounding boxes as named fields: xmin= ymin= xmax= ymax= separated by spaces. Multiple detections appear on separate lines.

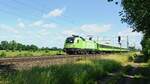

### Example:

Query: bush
xmin=23 ymin=52 xmax=33 ymax=57
xmin=148 ymin=60 xmax=150 ymax=67
xmin=17 ymin=53 xmax=24 ymax=57
xmin=0 ymin=52 xmax=6 ymax=57
xmin=141 ymin=36 xmax=150 ymax=61
xmin=128 ymin=55 xmax=134 ymax=62
xmin=45 ymin=50 xmax=49 ymax=53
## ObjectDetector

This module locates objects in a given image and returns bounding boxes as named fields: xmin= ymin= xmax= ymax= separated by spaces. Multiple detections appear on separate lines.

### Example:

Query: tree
xmin=121 ymin=0 xmax=150 ymax=34
xmin=51 ymin=47 xmax=58 ymax=50
xmin=1 ymin=41 xmax=9 ymax=50
xmin=9 ymin=40 xmax=17 ymax=51
xmin=108 ymin=0 xmax=150 ymax=59
xmin=108 ymin=0 xmax=150 ymax=35
xmin=29 ymin=44 xmax=38 ymax=51
xmin=0 ymin=40 xmax=40 ymax=51
xmin=141 ymin=35 xmax=150 ymax=59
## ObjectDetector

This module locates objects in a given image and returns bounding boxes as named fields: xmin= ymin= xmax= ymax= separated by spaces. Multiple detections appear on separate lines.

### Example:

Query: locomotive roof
xmin=71 ymin=35 xmax=85 ymax=41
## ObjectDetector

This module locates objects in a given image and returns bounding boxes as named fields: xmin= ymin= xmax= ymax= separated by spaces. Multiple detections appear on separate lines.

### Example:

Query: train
xmin=64 ymin=35 xmax=129 ymax=54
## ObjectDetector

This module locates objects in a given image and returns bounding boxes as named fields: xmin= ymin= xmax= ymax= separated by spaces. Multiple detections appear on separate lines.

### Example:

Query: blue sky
xmin=0 ymin=0 xmax=142 ymax=48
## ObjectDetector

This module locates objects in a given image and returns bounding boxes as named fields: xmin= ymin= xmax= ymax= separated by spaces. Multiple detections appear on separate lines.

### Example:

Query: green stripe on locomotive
xmin=97 ymin=44 xmax=128 ymax=52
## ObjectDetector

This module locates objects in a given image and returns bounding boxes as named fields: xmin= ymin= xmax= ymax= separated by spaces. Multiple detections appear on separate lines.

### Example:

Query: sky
xmin=0 ymin=0 xmax=142 ymax=48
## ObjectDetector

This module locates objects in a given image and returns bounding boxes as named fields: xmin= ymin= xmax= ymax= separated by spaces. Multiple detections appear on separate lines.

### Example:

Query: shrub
xmin=17 ymin=53 xmax=24 ymax=57
xmin=45 ymin=50 xmax=49 ymax=53
xmin=23 ymin=52 xmax=33 ymax=57
xmin=148 ymin=60 xmax=150 ymax=67
xmin=128 ymin=55 xmax=134 ymax=62
xmin=141 ymin=36 xmax=150 ymax=61
xmin=0 ymin=52 xmax=6 ymax=57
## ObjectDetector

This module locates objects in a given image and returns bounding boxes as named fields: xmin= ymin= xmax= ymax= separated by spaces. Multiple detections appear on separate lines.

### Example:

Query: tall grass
xmin=2 ymin=59 xmax=121 ymax=84
xmin=0 ymin=50 xmax=65 ymax=58
xmin=99 ymin=52 xmax=137 ymax=65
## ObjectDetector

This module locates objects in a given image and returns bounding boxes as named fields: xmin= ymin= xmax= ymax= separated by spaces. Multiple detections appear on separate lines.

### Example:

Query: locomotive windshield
xmin=66 ymin=37 xmax=75 ymax=43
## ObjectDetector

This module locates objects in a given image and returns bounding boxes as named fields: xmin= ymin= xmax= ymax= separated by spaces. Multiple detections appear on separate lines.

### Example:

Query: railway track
xmin=0 ymin=54 xmax=100 ymax=63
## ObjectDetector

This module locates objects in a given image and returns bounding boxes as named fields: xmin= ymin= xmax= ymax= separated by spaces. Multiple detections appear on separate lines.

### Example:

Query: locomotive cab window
xmin=66 ymin=37 xmax=74 ymax=43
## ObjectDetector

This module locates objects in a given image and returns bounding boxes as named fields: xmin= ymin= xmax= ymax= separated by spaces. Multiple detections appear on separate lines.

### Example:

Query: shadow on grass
xmin=102 ymin=63 xmax=150 ymax=84
xmin=0 ymin=62 xmax=16 ymax=79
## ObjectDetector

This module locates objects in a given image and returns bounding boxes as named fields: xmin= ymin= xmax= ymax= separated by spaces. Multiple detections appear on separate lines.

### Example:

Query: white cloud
xmin=118 ymin=28 xmax=142 ymax=37
xmin=43 ymin=8 xmax=65 ymax=18
xmin=62 ymin=30 xmax=76 ymax=36
xmin=17 ymin=22 xmax=25 ymax=28
xmin=31 ymin=20 xmax=44 ymax=27
xmin=80 ymin=24 xmax=111 ymax=34
xmin=30 ymin=20 xmax=57 ymax=29
xmin=0 ymin=24 xmax=19 ymax=34
xmin=42 ymin=23 xmax=57 ymax=28
xmin=38 ymin=29 xmax=50 ymax=36
xmin=117 ymin=28 xmax=143 ymax=49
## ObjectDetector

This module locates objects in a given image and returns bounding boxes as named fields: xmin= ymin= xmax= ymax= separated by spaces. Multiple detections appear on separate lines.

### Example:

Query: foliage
xmin=3 ymin=59 xmax=121 ymax=84
xmin=108 ymin=0 xmax=150 ymax=34
xmin=0 ymin=40 xmax=38 ymax=51
xmin=121 ymin=0 xmax=150 ymax=34
xmin=120 ymin=0 xmax=150 ymax=60
xmin=0 ymin=51 xmax=6 ymax=57
xmin=0 ymin=40 xmax=62 ymax=52
xmin=141 ymin=36 xmax=150 ymax=60
xmin=108 ymin=0 xmax=150 ymax=59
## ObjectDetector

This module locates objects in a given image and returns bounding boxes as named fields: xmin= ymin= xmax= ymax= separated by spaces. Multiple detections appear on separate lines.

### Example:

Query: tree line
xmin=0 ymin=40 xmax=60 ymax=51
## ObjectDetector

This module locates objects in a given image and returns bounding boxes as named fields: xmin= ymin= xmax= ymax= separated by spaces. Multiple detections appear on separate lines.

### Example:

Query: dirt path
xmin=98 ymin=62 xmax=150 ymax=84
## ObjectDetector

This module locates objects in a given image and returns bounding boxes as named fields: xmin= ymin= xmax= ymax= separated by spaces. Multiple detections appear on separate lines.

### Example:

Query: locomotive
xmin=64 ymin=35 xmax=128 ymax=54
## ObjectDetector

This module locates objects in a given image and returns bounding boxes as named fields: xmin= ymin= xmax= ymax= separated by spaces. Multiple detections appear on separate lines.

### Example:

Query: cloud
xmin=43 ymin=8 xmax=65 ymax=18
xmin=30 ymin=20 xmax=57 ymax=29
xmin=80 ymin=24 xmax=111 ymax=34
xmin=17 ymin=22 xmax=25 ymax=28
xmin=42 ymin=23 xmax=57 ymax=28
xmin=118 ymin=28 xmax=142 ymax=37
xmin=0 ymin=24 xmax=19 ymax=34
xmin=62 ymin=30 xmax=76 ymax=36
xmin=38 ymin=29 xmax=50 ymax=36
xmin=62 ymin=24 xmax=111 ymax=37
xmin=117 ymin=28 xmax=143 ymax=49
xmin=31 ymin=20 xmax=44 ymax=27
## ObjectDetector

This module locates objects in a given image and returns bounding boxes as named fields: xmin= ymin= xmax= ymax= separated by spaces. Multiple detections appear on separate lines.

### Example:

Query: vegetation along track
xmin=0 ymin=54 xmax=104 ymax=63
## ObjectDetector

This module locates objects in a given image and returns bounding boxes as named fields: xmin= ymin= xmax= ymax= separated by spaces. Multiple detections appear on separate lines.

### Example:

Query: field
xmin=1 ymin=59 xmax=122 ymax=84
xmin=1 ymin=52 xmax=149 ymax=84
xmin=0 ymin=50 xmax=65 ymax=58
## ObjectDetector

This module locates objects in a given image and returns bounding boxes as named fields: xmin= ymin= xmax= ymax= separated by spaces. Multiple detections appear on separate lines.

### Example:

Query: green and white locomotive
xmin=64 ymin=35 xmax=128 ymax=54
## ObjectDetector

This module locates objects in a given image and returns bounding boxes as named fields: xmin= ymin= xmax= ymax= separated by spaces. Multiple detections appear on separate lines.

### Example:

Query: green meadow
xmin=0 ymin=50 xmax=65 ymax=58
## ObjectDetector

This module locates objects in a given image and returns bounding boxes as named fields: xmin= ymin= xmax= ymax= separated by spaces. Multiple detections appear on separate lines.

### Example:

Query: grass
xmin=94 ymin=52 xmax=136 ymax=65
xmin=1 ymin=52 xmax=149 ymax=84
xmin=0 ymin=50 xmax=65 ymax=58
xmin=0 ymin=59 xmax=121 ymax=84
